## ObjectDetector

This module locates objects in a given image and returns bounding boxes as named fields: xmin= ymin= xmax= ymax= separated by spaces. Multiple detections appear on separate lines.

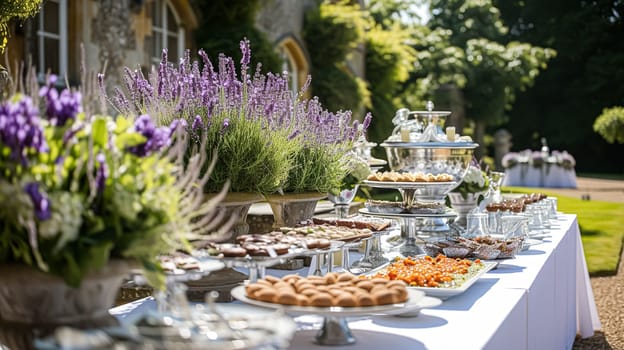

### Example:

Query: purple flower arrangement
xmin=502 ymin=149 xmax=576 ymax=170
xmin=0 ymin=74 xmax=224 ymax=288
xmin=109 ymin=39 xmax=371 ymax=194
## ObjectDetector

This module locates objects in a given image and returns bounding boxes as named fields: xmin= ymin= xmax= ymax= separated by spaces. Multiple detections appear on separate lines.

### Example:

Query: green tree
xmin=421 ymin=0 xmax=555 ymax=157
xmin=303 ymin=1 xmax=370 ymax=113
xmin=0 ymin=0 xmax=42 ymax=91
xmin=495 ymin=0 xmax=624 ymax=173
xmin=193 ymin=0 xmax=280 ymax=72
xmin=594 ymin=107 xmax=624 ymax=144
xmin=0 ymin=0 xmax=42 ymax=52
xmin=364 ymin=22 xmax=416 ymax=147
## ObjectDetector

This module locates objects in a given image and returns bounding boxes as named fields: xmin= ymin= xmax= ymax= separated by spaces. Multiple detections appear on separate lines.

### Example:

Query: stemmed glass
xmin=488 ymin=171 xmax=505 ymax=203
xmin=325 ymin=185 xmax=359 ymax=273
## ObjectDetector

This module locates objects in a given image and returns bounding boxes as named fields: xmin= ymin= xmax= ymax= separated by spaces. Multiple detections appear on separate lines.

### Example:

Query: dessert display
xmin=279 ymin=224 xmax=374 ymax=242
xmin=197 ymin=222 xmax=378 ymax=259
xmin=367 ymin=171 xmax=454 ymax=183
xmin=244 ymin=272 xmax=409 ymax=307
xmin=369 ymin=255 xmax=486 ymax=288
xmin=359 ymin=102 xmax=478 ymax=257
xmin=311 ymin=217 xmax=392 ymax=232
xmin=198 ymin=233 xmax=331 ymax=258
xmin=159 ymin=254 xmax=202 ymax=273
xmin=486 ymin=193 xmax=548 ymax=213
xmin=424 ymin=236 xmax=524 ymax=260
xmin=365 ymin=199 xmax=446 ymax=214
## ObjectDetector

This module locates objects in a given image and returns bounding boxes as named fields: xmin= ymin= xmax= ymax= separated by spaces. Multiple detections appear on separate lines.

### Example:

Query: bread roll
xmin=372 ymin=290 xmax=396 ymax=305
xmin=357 ymin=293 xmax=375 ymax=307
xmin=309 ymin=293 xmax=333 ymax=307
xmin=337 ymin=273 xmax=357 ymax=283
xmin=355 ymin=280 xmax=375 ymax=292
xmin=334 ymin=293 xmax=358 ymax=307
xmin=276 ymin=290 xmax=299 ymax=305
xmin=254 ymin=288 xmax=277 ymax=303
xmin=264 ymin=275 xmax=281 ymax=284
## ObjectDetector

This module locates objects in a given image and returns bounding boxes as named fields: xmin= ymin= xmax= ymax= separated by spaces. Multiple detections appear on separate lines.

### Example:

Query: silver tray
xmin=231 ymin=286 xmax=424 ymax=317
xmin=359 ymin=208 xmax=457 ymax=219
xmin=363 ymin=179 xmax=458 ymax=189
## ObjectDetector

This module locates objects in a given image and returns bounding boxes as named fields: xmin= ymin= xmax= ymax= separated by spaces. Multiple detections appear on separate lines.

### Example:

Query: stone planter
xmin=265 ymin=192 xmax=327 ymax=228
xmin=208 ymin=192 xmax=264 ymax=240
xmin=0 ymin=260 xmax=130 ymax=349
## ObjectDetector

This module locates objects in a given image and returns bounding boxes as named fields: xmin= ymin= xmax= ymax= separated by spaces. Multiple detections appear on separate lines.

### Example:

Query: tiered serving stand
xmin=359 ymin=102 xmax=478 ymax=256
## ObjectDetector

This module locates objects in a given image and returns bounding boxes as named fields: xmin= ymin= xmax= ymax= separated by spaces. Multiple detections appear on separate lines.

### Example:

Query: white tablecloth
xmin=503 ymin=164 xmax=577 ymax=188
xmin=111 ymin=215 xmax=600 ymax=350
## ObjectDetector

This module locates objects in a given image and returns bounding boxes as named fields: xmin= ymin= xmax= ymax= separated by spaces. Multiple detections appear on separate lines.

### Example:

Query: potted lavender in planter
xmin=110 ymin=39 xmax=371 ymax=232
xmin=266 ymin=100 xmax=372 ymax=227
xmin=109 ymin=40 xmax=300 ymax=236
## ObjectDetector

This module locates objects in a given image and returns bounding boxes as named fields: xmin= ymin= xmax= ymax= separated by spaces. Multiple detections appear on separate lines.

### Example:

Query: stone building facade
xmin=5 ymin=0 xmax=365 ymax=99
xmin=5 ymin=0 xmax=197 ymax=88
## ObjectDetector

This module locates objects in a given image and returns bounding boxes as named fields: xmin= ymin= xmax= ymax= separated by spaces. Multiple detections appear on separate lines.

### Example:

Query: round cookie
xmin=221 ymin=246 xmax=247 ymax=257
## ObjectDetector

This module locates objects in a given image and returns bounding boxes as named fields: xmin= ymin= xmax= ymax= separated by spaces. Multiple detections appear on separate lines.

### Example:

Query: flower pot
xmin=265 ymin=192 xmax=327 ymax=229
xmin=0 ymin=260 xmax=131 ymax=349
xmin=208 ymin=192 xmax=264 ymax=240
xmin=0 ymin=260 xmax=130 ymax=328
xmin=447 ymin=192 xmax=483 ymax=227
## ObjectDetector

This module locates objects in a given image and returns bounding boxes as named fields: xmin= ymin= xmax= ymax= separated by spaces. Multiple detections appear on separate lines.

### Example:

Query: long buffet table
xmin=503 ymin=164 xmax=577 ymax=188
xmin=111 ymin=214 xmax=601 ymax=350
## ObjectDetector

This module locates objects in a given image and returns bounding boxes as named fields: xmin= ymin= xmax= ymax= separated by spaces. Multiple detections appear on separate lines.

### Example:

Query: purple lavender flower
xmin=127 ymin=114 xmax=173 ymax=157
xmin=39 ymin=75 xmax=82 ymax=127
xmin=240 ymin=38 xmax=251 ymax=73
xmin=220 ymin=118 xmax=230 ymax=135
xmin=24 ymin=182 xmax=51 ymax=221
xmin=192 ymin=115 xmax=204 ymax=131
xmin=0 ymin=95 xmax=48 ymax=164
xmin=362 ymin=113 xmax=372 ymax=130
xmin=107 ymin=39 xmax=373 ymax=155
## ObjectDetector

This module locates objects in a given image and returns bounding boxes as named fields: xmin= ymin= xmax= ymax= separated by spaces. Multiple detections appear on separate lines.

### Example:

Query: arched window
xmin=150 ymin=0 xmax=184 ymax=64
xmin=277 ymin=36 xmax=309 ymax=95
xmin=35 ymin=0 xmax=68 ymax=80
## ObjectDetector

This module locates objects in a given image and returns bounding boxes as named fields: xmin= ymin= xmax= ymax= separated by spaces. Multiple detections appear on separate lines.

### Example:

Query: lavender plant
xmin=109 ymin=39 xmax=371 ymax=195
xmin=0 ymin=74 xmax=228 ymax=289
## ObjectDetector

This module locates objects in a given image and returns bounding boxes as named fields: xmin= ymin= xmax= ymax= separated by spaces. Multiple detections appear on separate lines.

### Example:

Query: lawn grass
xmin=502 ymin=187 xmax=624 ymax=276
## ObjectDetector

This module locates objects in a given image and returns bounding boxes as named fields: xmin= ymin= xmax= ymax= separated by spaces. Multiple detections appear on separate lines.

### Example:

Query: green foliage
xmin=495 ymin=0 xmax=624 ymax=173
xmin=0 ymin=112 xmax=185 ymax=288
xmin=283 ymin=146 xmax=346 ymax=194
xmin=199 ymin=113 xmax=299 ymax=194
xmin=311 ymin=65 xmax=369 ymax=115
xmin=193 ymin=0 xmax=281 ymax=72
xmin=0 ymin=0 xmax=42 ymax=51
xmin=303 ymin=1 xmax=370 ymax=112
xmin=366 ymin=1 xmax=416 ymax=148
xmin=593 ymin=107 xmax=624 ymax=144
xmin=423 ymin=0 xmax=555 ymax=127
